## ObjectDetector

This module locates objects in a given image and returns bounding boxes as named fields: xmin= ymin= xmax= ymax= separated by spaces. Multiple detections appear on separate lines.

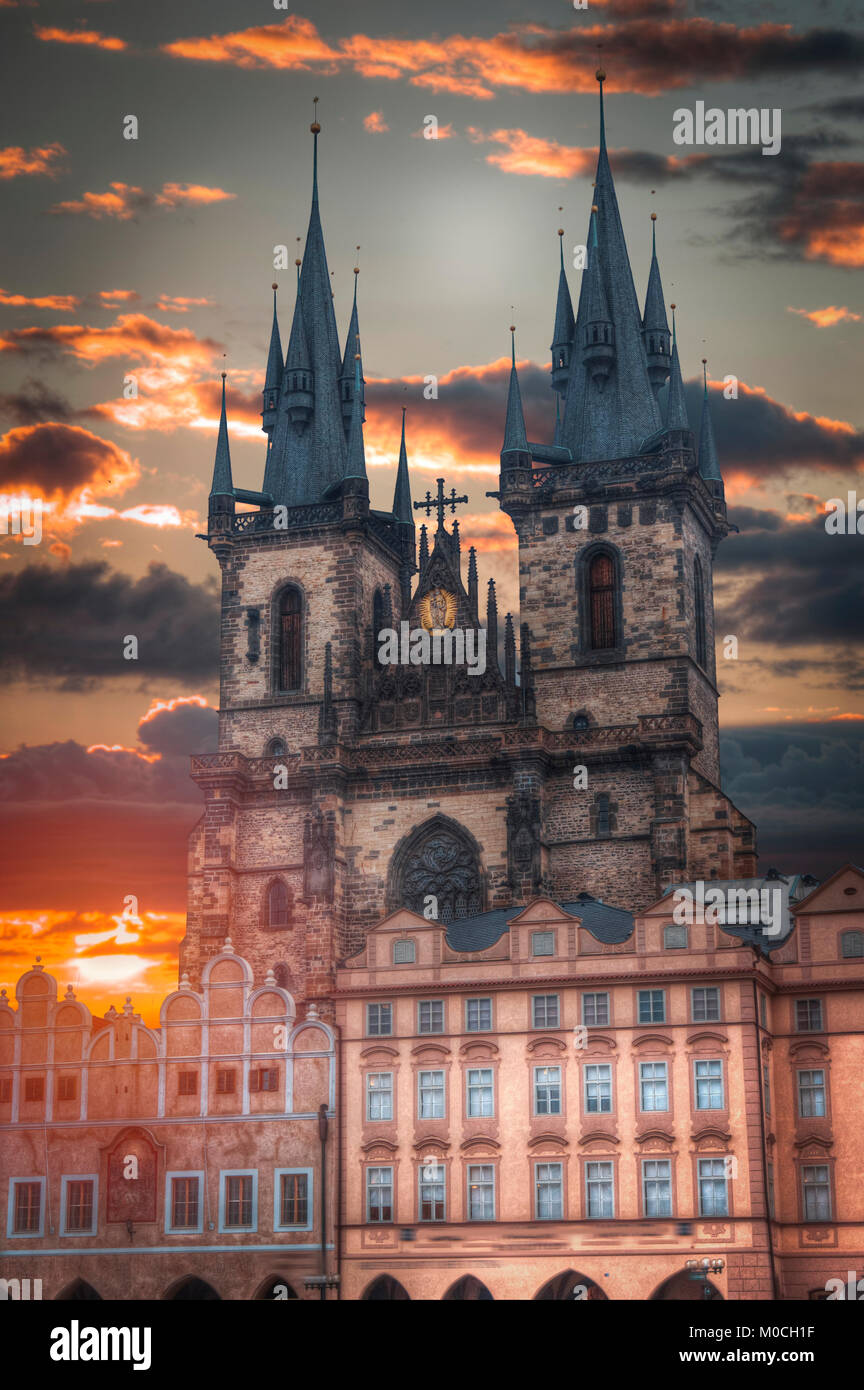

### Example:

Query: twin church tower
xmin=181 ymin=77 xmax=756 ymax=1007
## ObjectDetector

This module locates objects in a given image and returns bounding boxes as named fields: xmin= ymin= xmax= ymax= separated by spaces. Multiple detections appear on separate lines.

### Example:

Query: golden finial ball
xmin=295 ymin=258 xmax=301 ymax=266
xmin=221 ymin=371 xmax=227 ymax=380
xmin=591 ymin=203 xmax=599 ymax=213
xmin=702 ymin=357 xmax=707 ymax=365
xmin=596 ymin=67 xmax=606 ymax=82
xmin=354 ymin=352 xmax=361 ymax=360
xmin=271 ymin=282 xmax=278 ymax=290
xmin=311 ymin=121 xmax=321 ymax=134
xmin=557 ymin=227 xmax=564 ymax=236
xmin=651 ymin=212 xmax=657 ymax=221
xmin=354 ymin=266 xmax=359 ymax=274
xmin=670 ymin=302 xmax=676 ymax=311
xmin=509 ymin=325 xmax=516 ymax=334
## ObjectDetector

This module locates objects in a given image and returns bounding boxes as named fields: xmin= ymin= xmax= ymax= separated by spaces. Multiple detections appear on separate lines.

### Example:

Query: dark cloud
xmin=137 ymin=700 xmax=218 ymax=756
xmin=0 ymin=421 xmax=136 ymax=498
xmin=0 ymin=379 xmax=76 ymax=426
xmin=0 ymin=561 xmax=220 ymax=689
xmin=721 ymin=721 xmax=864 ymax=879
xmin=682 ymin=382 xmax=864 ymax=479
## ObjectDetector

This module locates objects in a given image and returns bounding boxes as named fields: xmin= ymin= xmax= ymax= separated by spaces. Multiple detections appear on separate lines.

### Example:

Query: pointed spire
xmin=698 ymin=359 xmax=722 ymax=481
xmin=419 ymin=523 xmax=429 ymax=570
xmin=502 ymin=325 xmax=529 ymax=455
xmin=343 ymin=342 xmax=367 ymax=480
xmin=582 ymin=206 xmax=615 ymax=389
xmin=262 ymin=283 xmax=283 ymax=436
xmin=665 ymin=305 xmax=689 ymax=432
xmin=486 ymin=578 xmax=499 ymax=671
xmin=642 ymin=213 xmax=671 ymax=393
xmin=210 ymin=373 xmax=234 ymax=497
xmin=392 ymin=406 xmax=413 ymax=523
xmin=551 ymin=226 xmax=575 ymax=395
xmin=504 ymin=613 xmax=516 ymax=687
xmin=339 ymin=264 xmax=364 ymax=435
xmin=467 ymin=544 xmax=478 ymax=616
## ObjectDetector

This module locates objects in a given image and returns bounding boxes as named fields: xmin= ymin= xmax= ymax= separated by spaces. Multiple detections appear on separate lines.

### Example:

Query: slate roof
xmin=444 ymin=893 xmax=634 ymax=953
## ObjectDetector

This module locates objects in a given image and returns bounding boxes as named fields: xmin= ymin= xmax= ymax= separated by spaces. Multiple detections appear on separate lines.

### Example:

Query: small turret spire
xmin=504 ymin=613 xmax=516 ymax=687
xmin=642 ymin=212 xmax=671 ymax=394
xmin=392 ymin=405 xmax=413 ymax=524
xmin=551 ymin=225 xmax=575 ymax=396
xmin=665 ymin=305 xmax=689 ymax=433
xmin=698 ymin=358 xmax=722 ymax=482
xmin=343 ymin=343 xmax=367 ymax=480
xmin=262 ymin=282 xmax=283 ymax=436
xmin=486 ymin=578 xmax=499 ymax=672
xmin=210 ymin=372 xmax=234 ymax=498
xmin=339 ymin=261 xmax=364 ymax=435
xmin=467 ymin=545 xmax=478 ymax=616
xmin=501 ymin=325 xmax=529 ymax=454
xmin=419 ymin=523 xmax=429 ymax=570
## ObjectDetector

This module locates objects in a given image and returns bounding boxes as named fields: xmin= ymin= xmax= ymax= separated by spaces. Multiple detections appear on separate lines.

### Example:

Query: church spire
xmin=551 ymin=226 xmax=575 ymax=396
xmin=581 ymin=205 xmax=615 ymax=389
xmin=343 ymin=342 xmax=367 ymax=480
xmin=209 ymin=373 xmax=235 ymax=525
xmin=559 ymin=69 xmax=662 ymax=461
xmin=665 ymin=305 xmax=690 ymax=433
xmin=263 ymin=103 xmax=347 ymax=505
xmin=642 ymin=213 xmax=671 ymax=393
xmin=262 ymin=282 xmax=283 ymax=436
xmin=698 ymin=359 xmax=723 ymax=483
xmin=392 ymin=406 xmax=413 ymax=523
xmin=501 ymin=326 xmax=529 ymax=455
xmin=339 ymin=263 xmax=365 ymax=436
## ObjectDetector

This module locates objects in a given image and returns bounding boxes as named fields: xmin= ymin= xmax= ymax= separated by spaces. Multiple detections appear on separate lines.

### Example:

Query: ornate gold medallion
xmin=419 ymin=586 xmax=457 ymax=632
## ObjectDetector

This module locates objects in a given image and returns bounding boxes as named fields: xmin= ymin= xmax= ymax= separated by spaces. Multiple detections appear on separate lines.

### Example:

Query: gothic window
xmin=277 ymin=587 xmax=302 ymax=693
xmin=391 ymin=820 xmax=484 ymax=924
xmin=694 ymin=557 xmax=707 ymax=668
xmin=266 ymin=879 xmax=291 ymax=928
xmin=587 ymin=552 xmax=617 ymax=650
xmin=595 ymin=793 xmax=612 ymax=838
xmin=572 ymin=713 xmax=590 ymax=731
xmin=266 ymin=737 xmax=286 ymax=758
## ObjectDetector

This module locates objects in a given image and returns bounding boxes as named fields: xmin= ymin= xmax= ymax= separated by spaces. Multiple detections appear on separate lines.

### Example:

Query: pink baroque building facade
xmin=334 ymin=866 xmax=864 ymax=1301
xmin=0 ymin=941 xmax=336 ymax=1301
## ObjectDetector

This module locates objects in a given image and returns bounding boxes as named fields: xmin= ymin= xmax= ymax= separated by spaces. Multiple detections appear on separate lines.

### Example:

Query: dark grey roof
xmin=501 ymin=332 xmax=529 ymax=455
xmin=264 ymin=287 xmax=283 ymax=394
xmin=666 ymin=340 xmax=690 ymax=431
xmin=392 ymin=409 xmax=413 ymax=523
xmin=444 ymin=894 xmax=634 ymax=953
xmin=642 ymin=225 xmax=669 ymax=334
xmin=551 ymin=238 xmax=575 ymax=351
xmin=697 ymin=363 xmax=722 ymax=481
xmin=209 ymin=376 xmax=233 ymax=497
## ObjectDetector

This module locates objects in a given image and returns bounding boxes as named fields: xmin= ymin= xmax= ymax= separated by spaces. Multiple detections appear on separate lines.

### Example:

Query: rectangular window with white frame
xmin=582 ymin=992 xmax=609 ymax=1027
xmin=639 ymin=1061 xmax=669 ymax=1112
xmin=802 ymin=1164 xmax=831 ymax=1221
xmin=465 ymin=997 xmax=492 ymax=1032
xmin=585 ymin=1161 xmax=614 ymax=1218
xmin=366 ymin=1071 xmax=393 ymax=1121
xmin=165 ymin=1171 xmax=204 ymax=1234
xmin=694 ymin=1059 xmax=724 ymax=1110
xmin=535 ymin=1162 xmax=563 ymax=1220
xmin=366 ymin=1166 xmax=393 ymax=1223
xmin=466 ymin=1068 xmax=494 ymax=1118
xmin=418 ymin=1163 xmax=446 ymax=1222
xmin=274 ymin=1169 xmax=312 ymax=1231
xmin=642 ymin=1159 xmax=672 ymax=1218
xmin=697 ymin=1158 xmax=728 ymax=1217
xmin=467 ymin=1164 xmax=495 ymax=1221
xmin=366 ymin=1002 xmax=392 ymax=1037
xmin=691 ymin=987 xmax=721 ymax=1023
xmin=418 ymin=1069 xmax=445 ymax=1120
xmin=418 ymin=999 xmax=444 ymax=1034
xmin=797 ymin=1069 xmax=826 ymax=1118
xmin=218 ymin=1170 xmax=257 ymax=1233
xmin=60 ymin=1175 xmax=98 ymax=1235
xmin=584 ymin=1063 xmax=612 ymax=1114
xmin=7 ymin=1177 xmax=45 ymax=1237
xmin=532 ymin=994 xmax=560 ymax=1029
xmin=534 ymin=1065 xmax=562 ymax=1116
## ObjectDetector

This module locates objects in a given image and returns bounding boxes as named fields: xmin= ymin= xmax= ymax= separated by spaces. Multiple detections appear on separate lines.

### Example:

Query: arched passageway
xmin=253 ymin=1275 xmax=299 ymax=1300
xmin=361 ymin=1275 xmax=411 ymax=1301
xmin=442 ymin=1275 xmax=494 ymax=1301
xmin=163 ymin=1276 xmax=221 ymax=1301
xmin=534 ymin=1270 xmax=609 ymax=1300
xmin=55 ymin=1279 xmax=102 ymax=1300
xmin=650 ymin=1270 xmax=723 ymax=1301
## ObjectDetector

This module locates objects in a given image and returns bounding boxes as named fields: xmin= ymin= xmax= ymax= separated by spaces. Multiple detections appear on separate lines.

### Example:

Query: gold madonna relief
xmin=419 ymin=586 xmax=457 ymax=632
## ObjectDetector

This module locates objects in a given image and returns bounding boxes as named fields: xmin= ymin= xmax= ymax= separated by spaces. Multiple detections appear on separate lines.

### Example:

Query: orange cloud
xmin=788 ymin=305 xmax=862 ymax=328
xmin=467 ymin=127 xmax=597 ymax=179
xmin=0 ymin=142 xmax=66 ymax=179
xmin=155 ymin=294 xmax=214 ymax=313
xmin=34 ymin=25 xmax=127 ymax=51
xmin=363 ymin=111 xmax=389 ymax=133
xmin=50 ymin=181 xmax=235 ymax=220
xmin=0 ymin=422 xmax=139 ymax=504
xmin=97 ymin=289 xmax=142 ymax=306
xmin=0 ymin=288 xmax=80 ymax=311
xmin=0 ymin=313 xmax=222 ymax=381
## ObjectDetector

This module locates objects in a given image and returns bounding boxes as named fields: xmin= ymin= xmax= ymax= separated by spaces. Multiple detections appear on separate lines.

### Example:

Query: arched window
xmin=266 ymin=879 xmax=291 ymax=929
xmin=595 ymin=793 xmax=611 ymax=838
xmin=588 ymin=553 xmax=617 ymax=650
xmin=841 ymin=931 xmax=864 ymax=958
xmin=266 ymin=737 xmax=286 ymax=758
xmin=694 ymin=557 xmax=707 ymax=668
xmin=390 ymin=818 xmax=485 ymax=924
xmin=277 ymin=587 xmax=302 ymax=693
xmin=572 ymin=713 xmax=590 ymax=731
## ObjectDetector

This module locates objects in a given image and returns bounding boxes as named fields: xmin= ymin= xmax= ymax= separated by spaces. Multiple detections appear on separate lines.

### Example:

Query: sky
xmin=0 ymin=0 xmax=862 ymax=1021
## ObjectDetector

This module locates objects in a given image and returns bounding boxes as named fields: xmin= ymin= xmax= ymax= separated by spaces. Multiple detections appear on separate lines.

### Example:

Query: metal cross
xmin=414 ymin=477 xmax=468 ymax=530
